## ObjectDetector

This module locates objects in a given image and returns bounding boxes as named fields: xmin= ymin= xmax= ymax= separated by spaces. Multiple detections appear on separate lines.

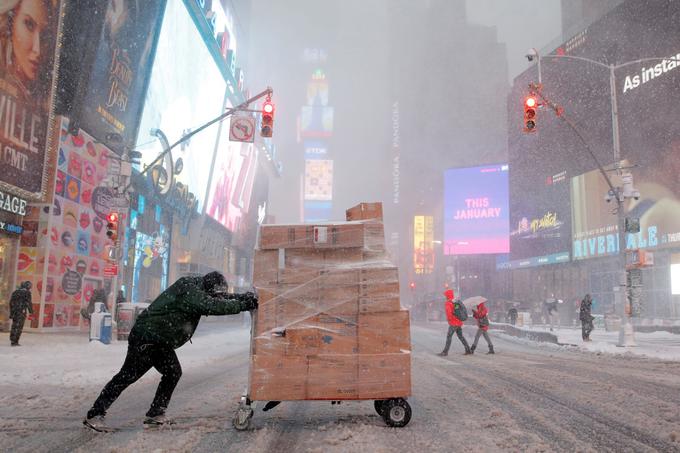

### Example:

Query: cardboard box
xmin=254 ymin=288 xmax=278 ymax=336
xmin=357 ymin=352 xmax=411 ymax=399
xmin=359 ymin=296 xmax=401 ymax=313
xmin=250 ymin=355 xmax=308 ymax=400
xmin=323 ymin=248 xmax=364 ymax=267
xmin=253 ymin=250 xmax=279 ymax=286
xmin=286 ymin=314 xmax=358 ymax=355
xmin=359 ymin=282 xmax=400 ymax=299
xmin=253 ymin=334 xmax=287 ymax=356
xmin=259 ymin=225 xmax=315 ymax=249
xmin=259 ymin=223 xmax=385 ymax=251
xmin=358 ymin=310 xmax=411 ymax=354
xmin=359 ymin=266 xmax=398 ymax=284
xmin=346 ymin=202 xmax=383 ymax=221
xmin=307 ymin=355 xmax=359 ymax=399
xmin=321 ymin=285 xmax=359 ymax=316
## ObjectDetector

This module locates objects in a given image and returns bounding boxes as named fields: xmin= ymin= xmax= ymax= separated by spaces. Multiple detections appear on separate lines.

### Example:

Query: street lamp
xmin=526 ymin=50 xmax=680 ymax=347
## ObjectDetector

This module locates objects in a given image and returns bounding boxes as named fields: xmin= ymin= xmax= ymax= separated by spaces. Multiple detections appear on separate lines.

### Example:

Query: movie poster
xmin=0 ymin=0 xmax=64 ymax=200
xmin=78 ymin=0 xmax=165 ymax=153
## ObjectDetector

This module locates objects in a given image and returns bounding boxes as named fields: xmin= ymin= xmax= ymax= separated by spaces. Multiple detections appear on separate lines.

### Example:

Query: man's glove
xmin=240 ymin=292 xmax=259 ymax=311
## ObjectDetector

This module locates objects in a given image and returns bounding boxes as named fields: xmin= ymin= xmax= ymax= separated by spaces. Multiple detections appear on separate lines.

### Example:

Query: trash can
xmin=90 ymin=302 xmax=112 ymax=344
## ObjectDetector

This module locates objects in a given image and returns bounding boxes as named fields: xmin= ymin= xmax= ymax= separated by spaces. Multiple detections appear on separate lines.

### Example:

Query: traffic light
xmin=261 ymin=99 xmax=275 ymax=138
xmin=523 ymin=94 xmax=538 ymax=132
xmin=106 ymin=212 xmax=119 ymax=241
xmin=409 ymin=282 xmax=416 ymax=290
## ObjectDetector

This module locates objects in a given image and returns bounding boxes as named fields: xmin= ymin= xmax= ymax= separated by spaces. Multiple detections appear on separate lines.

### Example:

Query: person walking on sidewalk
xmin=580 ymin=294 xmax=595 ymax=342
xmin=83 ymin=272 xmax=258 ymax=432
xmin=471 ymin=301 xmax=494 ymax=354
xmin=9 ymin=281 xmax=33 ymax=346
xmin=437 ymin=289 xmax=472 ymax=356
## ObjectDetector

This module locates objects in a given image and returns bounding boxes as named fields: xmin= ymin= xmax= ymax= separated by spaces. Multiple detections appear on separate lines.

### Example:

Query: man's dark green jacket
xmin=130 ymin=276 xmax=248 ymax=349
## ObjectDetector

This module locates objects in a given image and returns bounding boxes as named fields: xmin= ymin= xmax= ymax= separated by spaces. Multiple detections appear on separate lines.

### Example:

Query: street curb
xmin=490 ymin=324 xmax=559 ymax=344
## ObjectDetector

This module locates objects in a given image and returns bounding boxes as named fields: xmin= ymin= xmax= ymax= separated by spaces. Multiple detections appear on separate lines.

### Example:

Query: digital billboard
xmin=444 ymin=164 xmax=509 ymax=255
xmin=0 ymin=0 xmax=63 ymax=200
xmin=304 ymin=159 xmax=333 ymax=201
xmin=414 ymin=215 xmax=434 ymax=274
xmin=135 ymin=0 xmax=227 ymax=211
xmin=205 ymin=137 xmax=259 ymax=233
xmin=78 ymin=0 xmax=165 ymax=154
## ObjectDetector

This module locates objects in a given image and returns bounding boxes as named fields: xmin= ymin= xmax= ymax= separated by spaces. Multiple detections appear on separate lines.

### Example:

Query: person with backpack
xmin=437 ymin=289 xmax=471 ymax=356
xmin=9 ymin=281 xmax=33 ymax=346
xmin=471 ymin=301 xmax=494 ymax=354
xmin=580 ymin=294 xmax=595 ymax=341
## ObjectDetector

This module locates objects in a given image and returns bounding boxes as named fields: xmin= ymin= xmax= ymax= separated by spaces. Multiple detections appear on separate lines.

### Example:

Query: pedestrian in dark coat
xmin=508 ymin=307 xmax=518 ymax=325
xmin=83 ymin=272 xmax=258 ymax=431
xmin=9 ymin=281 xmax=33 ymax=346
xmin=437 ymin=289 xmax=471 ymax=356
xmin=471 ymin=302 xmax=494 ymax=354
xmin=580 ymin=294 xmax=594 ymax=341
xmin=81 ymin=288 xmax=109 ymax=321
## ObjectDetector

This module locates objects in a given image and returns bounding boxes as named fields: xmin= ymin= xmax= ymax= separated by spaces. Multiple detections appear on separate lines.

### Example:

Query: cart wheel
xmin=374 ymin=400 xmax=386 ymax=416
xmin=381 ymin=398 xmax=412 ymax=428
xmin=233 ymin=406 xmax=253 ymax=431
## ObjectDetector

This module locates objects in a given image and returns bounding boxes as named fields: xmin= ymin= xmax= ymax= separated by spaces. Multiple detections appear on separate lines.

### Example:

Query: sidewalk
xmin=503 ymin=324 xmax=680 ymax=361
xmin=0 ymin=323 xmax=250 ymax=387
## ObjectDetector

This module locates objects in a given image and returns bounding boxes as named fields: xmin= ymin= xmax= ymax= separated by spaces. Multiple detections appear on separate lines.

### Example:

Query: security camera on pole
xmin=523 ymin=50 xmax=678 ymax=346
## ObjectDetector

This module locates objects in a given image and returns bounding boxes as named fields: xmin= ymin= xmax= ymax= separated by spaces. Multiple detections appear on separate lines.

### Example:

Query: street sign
xmin=103 ymin=265 xmax=119 ymax=277
xmin=229 ymin=115 xmax=256 ymax=142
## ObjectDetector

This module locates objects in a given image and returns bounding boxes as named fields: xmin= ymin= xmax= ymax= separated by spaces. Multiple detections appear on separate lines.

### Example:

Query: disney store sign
xmin=0 ymin=190 xmax=28 ymax=216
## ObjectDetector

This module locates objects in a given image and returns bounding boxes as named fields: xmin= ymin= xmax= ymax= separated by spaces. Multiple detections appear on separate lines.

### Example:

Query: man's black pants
xmin=581 ymin=319 xmax=594 ymax=340
xmin=10 ymin=315 xmax=25 ymax=345
xmin=87 ymin=340 xmax=182 ymax=418
xmin=442 ymin=325 xmax=470 ymax=353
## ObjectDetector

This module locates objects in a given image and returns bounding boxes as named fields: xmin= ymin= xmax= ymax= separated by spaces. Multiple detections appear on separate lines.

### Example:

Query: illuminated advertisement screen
xmin=135 ymin=0 xmax=227 ymax=211
xmin=300 ymin=106 xmax=334 ymax=138
xmin=444 ymin=164 xmax=509 ymax=255
xmin=304 ymin=159 xmax=333 ymax=201
xmin=414 ymin=215 xmax=434 ymax=274
xmin=205 ymin=136 xmax=259 ymax=233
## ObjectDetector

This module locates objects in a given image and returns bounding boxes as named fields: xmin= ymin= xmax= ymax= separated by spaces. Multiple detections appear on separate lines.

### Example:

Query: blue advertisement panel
xmin=78 ymin=0 xmax=166 ymax=154
xmin=444 ymin=164 xmax=510 ymax=255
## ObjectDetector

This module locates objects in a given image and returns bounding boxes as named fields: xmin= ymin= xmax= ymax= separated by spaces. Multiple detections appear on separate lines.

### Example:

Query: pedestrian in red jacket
xmin=471 ymin=302 xmax=494 ymax=354
xmin=437 ymin=289 xmax=471 ymax=356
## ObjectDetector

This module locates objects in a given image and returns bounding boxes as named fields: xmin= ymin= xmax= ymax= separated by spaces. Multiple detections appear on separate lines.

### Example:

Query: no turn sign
xmin=229 ymin=115 xmax=256 ymax=143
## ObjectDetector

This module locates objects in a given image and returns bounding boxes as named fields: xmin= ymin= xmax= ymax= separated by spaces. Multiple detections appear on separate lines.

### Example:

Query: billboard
xmin=78 ymin=0 xmax=165 ymax=154
xmin=135 ymin=0 xmax=227 ymax=211
xmin=206 ymin=137 xmax=259 ymax=233
xmin=444 ymin=164 xmax=510 ymax=255
xmin=304 ymin=159 xmax=333 ymax=201
xmin=0 ymin=0 xmax=64 ymax=200
xmin=414 ymin=215 xmax=434 ymax=274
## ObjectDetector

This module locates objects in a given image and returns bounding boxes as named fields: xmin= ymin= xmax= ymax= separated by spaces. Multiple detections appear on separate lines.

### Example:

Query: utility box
xmin=90 ymin=302 xmax=112 ymax=344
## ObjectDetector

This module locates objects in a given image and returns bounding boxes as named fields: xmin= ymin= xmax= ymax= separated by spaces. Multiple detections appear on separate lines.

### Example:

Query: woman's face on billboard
xmin=12 ymin=0 xmax=49 ymax=83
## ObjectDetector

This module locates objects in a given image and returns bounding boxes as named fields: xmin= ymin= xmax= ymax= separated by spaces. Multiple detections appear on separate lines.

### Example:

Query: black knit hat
xmin=203 ymin=271 xmax=227 ymax=293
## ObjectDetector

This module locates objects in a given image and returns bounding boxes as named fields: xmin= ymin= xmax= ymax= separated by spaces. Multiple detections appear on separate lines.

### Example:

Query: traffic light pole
xmin=529 ymin=53 xmax=680 ymax=346
xmin=123 ymin=86 xmax=274 ymax=193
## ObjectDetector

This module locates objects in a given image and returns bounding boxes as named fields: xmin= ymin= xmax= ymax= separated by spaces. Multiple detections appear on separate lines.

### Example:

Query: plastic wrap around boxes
xmin=250 ymin=203 xmax=411 ymax=401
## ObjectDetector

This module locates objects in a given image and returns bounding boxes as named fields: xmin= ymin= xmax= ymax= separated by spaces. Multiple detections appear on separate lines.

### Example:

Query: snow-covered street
xmin=2 ymin=322 xmax=680 ymax=452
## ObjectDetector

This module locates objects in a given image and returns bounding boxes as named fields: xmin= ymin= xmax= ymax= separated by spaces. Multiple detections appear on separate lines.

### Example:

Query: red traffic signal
xmin=409 ymin=282 xmax=416 ymax=290
xmin=106 ymin=212 xmax=119 ymax=241
xmin=524 ymin=94 xmax=538 ymax=133
xmin=261 ymin=100 xmax=275 ymax=138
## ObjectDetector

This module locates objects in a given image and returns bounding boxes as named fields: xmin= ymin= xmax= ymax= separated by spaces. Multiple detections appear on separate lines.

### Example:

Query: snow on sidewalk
xmin=504 ymin=324 xmax=680 ymax=361
xmin=0 ymin=323 xmax=251 ymax=387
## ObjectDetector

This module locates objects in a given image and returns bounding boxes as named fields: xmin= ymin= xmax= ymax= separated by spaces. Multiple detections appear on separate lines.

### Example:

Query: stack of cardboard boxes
xmin=250 ymin=203 xmax=411 ymax=401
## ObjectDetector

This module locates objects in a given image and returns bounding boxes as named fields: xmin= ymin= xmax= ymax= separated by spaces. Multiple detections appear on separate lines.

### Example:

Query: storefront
xmin=0 ymin=209 xmax=23 ymax=330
